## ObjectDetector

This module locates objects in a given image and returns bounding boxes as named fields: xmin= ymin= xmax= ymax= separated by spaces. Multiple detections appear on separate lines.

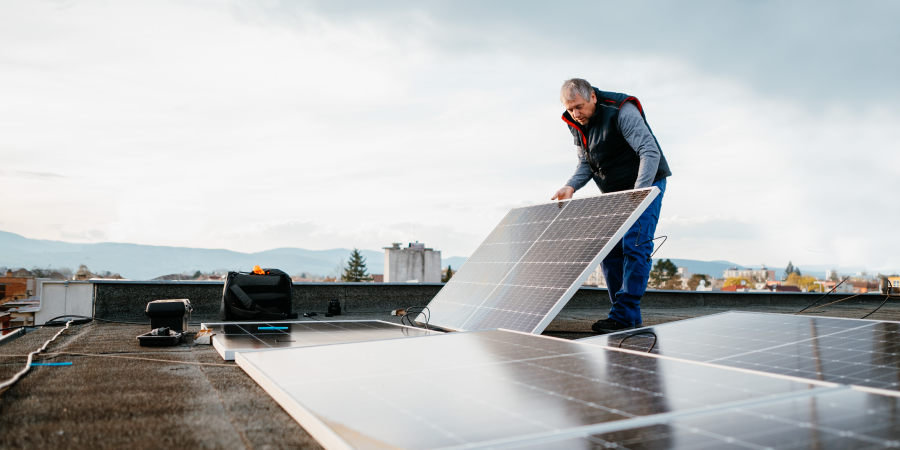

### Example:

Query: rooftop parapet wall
xmin=89 ymin=280 xmax=889 ymax=322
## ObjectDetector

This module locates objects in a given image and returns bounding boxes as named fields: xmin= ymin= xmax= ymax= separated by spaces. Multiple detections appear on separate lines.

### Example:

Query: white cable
xmin=0 ymin=319 xmax=74 ymax=391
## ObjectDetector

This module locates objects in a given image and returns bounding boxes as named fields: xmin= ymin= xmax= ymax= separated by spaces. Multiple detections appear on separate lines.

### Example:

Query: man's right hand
xmin=551 ymin=186 xmax=575 ymax=200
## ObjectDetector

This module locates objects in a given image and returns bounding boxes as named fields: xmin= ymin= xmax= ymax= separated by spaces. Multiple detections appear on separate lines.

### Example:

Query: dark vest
xmin=562 ymin=88 xmax=669 ymax=193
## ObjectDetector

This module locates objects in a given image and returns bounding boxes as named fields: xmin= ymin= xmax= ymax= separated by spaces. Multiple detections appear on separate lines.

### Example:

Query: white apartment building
xmin=383 ymin=242 xmax=442 ymax=283
xmin=723 ymin=265 xmax=775 ymax=281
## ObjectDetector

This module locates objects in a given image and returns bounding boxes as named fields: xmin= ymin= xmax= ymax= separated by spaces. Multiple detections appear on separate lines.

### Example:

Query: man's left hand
xmin=551 ymin=186 xmax=574 ymax=200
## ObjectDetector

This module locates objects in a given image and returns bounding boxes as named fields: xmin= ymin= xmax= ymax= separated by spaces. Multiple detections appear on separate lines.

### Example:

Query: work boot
xmin=591 ymin=318 xmax=636 ymax=334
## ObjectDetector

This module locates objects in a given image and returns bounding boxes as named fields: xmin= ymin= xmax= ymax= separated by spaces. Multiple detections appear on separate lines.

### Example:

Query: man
xmin=551 ymin=78 xmax=671 ymax=334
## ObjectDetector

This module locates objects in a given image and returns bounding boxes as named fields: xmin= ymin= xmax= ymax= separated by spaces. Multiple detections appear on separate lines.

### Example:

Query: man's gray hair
xmin=560 ymin=78 xmax=594 ymax=103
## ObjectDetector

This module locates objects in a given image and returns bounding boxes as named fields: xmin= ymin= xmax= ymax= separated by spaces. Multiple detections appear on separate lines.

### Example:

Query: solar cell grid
xmin=425 ymin=188 xmax=658 ymax=334
xmin=236 ymin=329 xmax=825 ymax=450
xmin=581 ymin=312 xmax=900 ymax=391
xmin=495 ymin=389 xmax=900 ymax=450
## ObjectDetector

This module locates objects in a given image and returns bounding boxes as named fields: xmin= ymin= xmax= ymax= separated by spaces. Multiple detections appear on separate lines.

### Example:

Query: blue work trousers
xmin=601 ymin=178 xmax=666 ymax=327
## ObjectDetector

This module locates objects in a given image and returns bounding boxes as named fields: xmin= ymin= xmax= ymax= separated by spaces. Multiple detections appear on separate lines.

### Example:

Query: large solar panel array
xmin=200 ymin=320 xmax=438 ymax=360
xmin=579 ymin=311 xmax=900 ymax=391
xmin=237 ymin=329 xmax=828 ymax=450
xmin=424 ymin=188 xmax=659 ymax=334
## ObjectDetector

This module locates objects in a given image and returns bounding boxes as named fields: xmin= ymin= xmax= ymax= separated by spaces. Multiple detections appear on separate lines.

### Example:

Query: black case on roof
xmin=218 ymin=269 xmax=297 ymax=321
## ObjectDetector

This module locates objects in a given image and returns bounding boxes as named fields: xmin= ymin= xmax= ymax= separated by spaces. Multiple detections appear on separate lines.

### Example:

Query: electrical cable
xmin=0 ymin=319 xmax=74 ymax=392
xmin=41 ymin=315 xmax=149 ymax=326
xmin=795 ymin=292 xmax=865 ymax=314
xmin=1 ymin=316 xmax=149 ymax=333
xmin=796 ymin=276 xmax=851 ymax=314
xmin=617 ymin=331 xmax=657 ymax=353
xmin=635 ymin=221 xmax=667 ymax=262
xmin=860 ymin=295 xmax=894 ymax=320
xmin=400 ymin=306 xmax=430 ymax=330
xmin=0 ymin=352 xmax=238 ymax=368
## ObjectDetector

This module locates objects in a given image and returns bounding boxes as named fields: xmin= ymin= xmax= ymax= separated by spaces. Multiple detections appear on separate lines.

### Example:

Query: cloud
xmin=657 ymin=215 xmax=762 ymax=240
xmin=0 ymin=0 xmax=897 ymax=271
xmin=233 ymin=0 xmax=900 ymax=111
xmin=203 ymin=218 xmax=482 ymax=257
xmin=0 ymin=170 xmax=67 ymax=180
xmin=59 ymin=229 xmax=107 ymax=242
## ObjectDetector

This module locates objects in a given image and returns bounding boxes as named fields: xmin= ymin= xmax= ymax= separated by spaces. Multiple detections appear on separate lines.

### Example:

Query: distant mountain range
xmin=0 ymin=230 xmax=469 ymax=280
xmin=0 ymin=230 xmax=874 ymax=280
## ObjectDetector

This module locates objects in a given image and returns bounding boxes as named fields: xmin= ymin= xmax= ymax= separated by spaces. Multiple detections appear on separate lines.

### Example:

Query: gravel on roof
xmin=0 ymin=322 xmax=323 ymax=450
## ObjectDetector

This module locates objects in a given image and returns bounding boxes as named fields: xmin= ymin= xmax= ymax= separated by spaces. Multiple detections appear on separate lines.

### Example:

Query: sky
xmin=1 ymin=0 xmax=899 ymax=272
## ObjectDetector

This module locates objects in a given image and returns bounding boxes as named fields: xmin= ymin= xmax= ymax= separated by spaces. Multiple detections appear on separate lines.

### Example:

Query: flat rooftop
xmin=2 ymin=294 xmax=899 ymax=449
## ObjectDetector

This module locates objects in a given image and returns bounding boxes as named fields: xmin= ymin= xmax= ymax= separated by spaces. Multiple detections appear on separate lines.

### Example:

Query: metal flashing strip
xmin=424 ymin=188 xmax=659 ymax=334
xmin=201 ymin=320 xmax=438 ymax=361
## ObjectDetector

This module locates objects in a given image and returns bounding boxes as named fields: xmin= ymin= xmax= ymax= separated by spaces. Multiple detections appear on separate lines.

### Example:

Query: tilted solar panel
xmin=423 ymin=187 xmax=659 ymax=333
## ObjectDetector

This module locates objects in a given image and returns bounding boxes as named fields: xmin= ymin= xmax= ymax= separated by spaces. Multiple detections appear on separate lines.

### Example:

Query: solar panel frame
xmin=200 ymin=320 xmax=439 ymax=360
xmin=423 ymin=187 xmax=660 ymax=334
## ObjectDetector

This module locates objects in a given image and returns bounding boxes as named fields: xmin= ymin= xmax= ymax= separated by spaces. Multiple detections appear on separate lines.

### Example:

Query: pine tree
xmin=341 ymin=248 xmax=372 ymax=282
xmin=783 ymin=261 xmax=794 ymax=281
xmin=442 ymin=265 xmax=454 ymax=283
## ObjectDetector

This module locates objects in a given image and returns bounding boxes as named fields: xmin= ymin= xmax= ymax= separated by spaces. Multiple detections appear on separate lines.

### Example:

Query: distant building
xmin=383 ymin=243 xmax=441 ymax=283
xmin=890 ymin=276 xmax=900 ymax=289
xmin=676 ymin=267 xmax=692 ymax=289
xmin=74 ymin=264 xmax=93 ymax=281
xmin=850 ymin=281 xmax=879 ymax=294
xmin=720 ymin=285 xmax=747 ymax=292
xmin=585 ymin=266 xmax=607 ymax=288
xmin=723 ymin=265 xmax=775 ymax=282
xmin=0 ymin=270 xmax=32 ymax=301
xmin=815 ymin=280 xmax=853 ymax=294
xmin=152 ymin=274 xmax=191 ymax=281
xmin=767 ymin=285 xmax=801 ymax=292
xmin=370 ymin=274 xmax=384 ymax=283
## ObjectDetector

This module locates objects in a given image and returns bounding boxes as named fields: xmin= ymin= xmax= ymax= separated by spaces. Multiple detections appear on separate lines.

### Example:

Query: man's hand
xmin=551 ymin=186 xmax=575 ymax=200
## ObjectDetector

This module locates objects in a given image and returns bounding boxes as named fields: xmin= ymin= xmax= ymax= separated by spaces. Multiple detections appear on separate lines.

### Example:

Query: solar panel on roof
xmin=423 ymin=187 xmax=659 ymax=334
xmin=579 ymin=311 xmax=900 ymax=391
xmin=200 ymin=320 xmax=438 ymax=360
xmin=236 ymin=329 xmax=826 ymax=450
xmin=491 ymin=388 xmax=900 ymax=449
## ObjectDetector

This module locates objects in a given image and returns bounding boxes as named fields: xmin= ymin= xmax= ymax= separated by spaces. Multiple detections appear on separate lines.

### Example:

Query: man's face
xmin=563 ymin=91 xmax=597 ymax=126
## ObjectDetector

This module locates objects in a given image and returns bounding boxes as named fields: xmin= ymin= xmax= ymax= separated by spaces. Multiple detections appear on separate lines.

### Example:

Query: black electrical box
xmin=137 ymin=328 xmax=185 ymax=347
xmin=145 ymin=299 xmax=191 ymax=332
xmin=327 ymin=299 xmax=342 ymax=316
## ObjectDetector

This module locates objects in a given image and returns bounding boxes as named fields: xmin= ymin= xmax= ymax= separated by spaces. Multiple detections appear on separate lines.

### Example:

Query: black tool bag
xmin=219 ymin=269 xmax=297 ymax=321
